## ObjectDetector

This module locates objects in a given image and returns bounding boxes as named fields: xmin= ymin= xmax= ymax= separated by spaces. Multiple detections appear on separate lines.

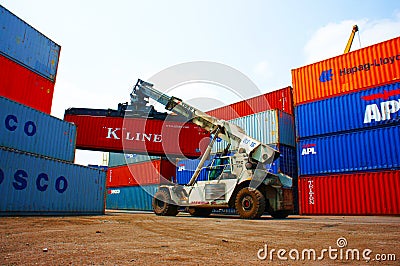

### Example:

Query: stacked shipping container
xmin=292 ymin=36 xmax=400 ymax=215
xmin=0 ymin=5 xmax=106 ymax=215
xmin=106 ymin=159 xmax=176 ymax=211
xmin=0 ymin=5 xmax=60 ymax=114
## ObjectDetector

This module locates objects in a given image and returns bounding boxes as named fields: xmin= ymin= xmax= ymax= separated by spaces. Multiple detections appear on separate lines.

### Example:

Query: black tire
xmin=152 ymin=190 xmax=179 ymax=216
xmin=270 ymin=210 xmax=291 ymax=219
xmin=235 ymin=187 xmax=266 ymax=219
xmin=188 ymin=207 xmax=212 ymax=217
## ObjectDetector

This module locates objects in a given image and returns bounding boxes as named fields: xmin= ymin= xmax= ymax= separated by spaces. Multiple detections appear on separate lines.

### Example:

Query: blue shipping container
xmin=106 ymin=185 xmax=159 ymax=211
xmin=0 ymin=147 xmax=106 ymax=215
xmin=213 ymin=109 xmax=295 ymax=153
xmin=0 ymin=5 xmax=60 ymax=82
xmin=298 ymin=125 xmax=400 ymax=175
xmin=175 ymin=158 xmax=214 ymax=185
xmin=296 ymin=82 xmax=400 ymax=138
xmin=266 ymin=144 xmax=298 ymax=178
xmin=0 ymin=96 xmax=76 ymax=161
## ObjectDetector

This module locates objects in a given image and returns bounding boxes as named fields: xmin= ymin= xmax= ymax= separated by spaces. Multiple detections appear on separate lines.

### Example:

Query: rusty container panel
xmin=0 ymin=5 xmax=60 ymax=82
xmin=292 ymin=36 xmax=400 ymax=105
xmin=298 ymin=170 xmax=400 ymax=215
xmin=206 ymin=87 xmax=293 ymax=120
xmin=0 ymin=54 xmax=55 ymax=114
xmin=106 ymin=159 xmax=175 ymax=187
xmin=64 ymin=114 xmax=210 ymax=158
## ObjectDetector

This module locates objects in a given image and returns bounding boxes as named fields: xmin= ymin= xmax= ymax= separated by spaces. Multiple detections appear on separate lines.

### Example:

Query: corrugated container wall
xmin=0 ymin=55 xmax=54 ymax=114
xmin=292 ymin=36 xmax=400 ymax=105
xmin=206 ymin=87 xmax=293 ymax=120
xmin=295 ymin=81 xmax=400 ymax=138
xmin=64 ymin=114 xmax=210 ymax=158
xmin=175 ymin=158 xmax=214 ymax=185
xmin=107 ymin=159 xmax=175 ymax=187
xmin=1 ymin=96 xmax=76 ymax=162
xmin=0 ymin=5 xmax=61 ymax=82
xmin=298 ymin=171 xmax=400 ymax=215
xmin=0 ymin=147 xmax=106 ymax=215
xmin=266 ymin=144 xmax=298 ymax=178
xmin=106 ymin=185 xmax=158 ymax=211
xmin=212 ymin=110 xmax=295 ymax=153
xmin=298 ymin=125 xmax=400 ymax=175
xmin=108 ymin=152 xmax=159 ymax=167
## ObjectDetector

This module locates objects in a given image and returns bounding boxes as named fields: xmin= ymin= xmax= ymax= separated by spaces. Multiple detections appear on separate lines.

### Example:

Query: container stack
xmin=0 ymin=5 xmax=106 ymax=215
xmin=0 ymin=5 xmax=60 ymax=114
xmin=106 ymin=159 xmax=175 ymax=211
xmin=292 ymin=36 xmax=400 ymax=215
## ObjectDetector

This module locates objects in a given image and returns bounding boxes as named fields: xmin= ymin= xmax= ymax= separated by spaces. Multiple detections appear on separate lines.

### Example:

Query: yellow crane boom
xmin=344 ymin=25 xmax=359 ymax=53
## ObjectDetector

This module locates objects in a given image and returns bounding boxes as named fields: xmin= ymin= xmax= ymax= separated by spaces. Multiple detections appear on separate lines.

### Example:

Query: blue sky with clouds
xmin=2 ymin=0 xmax=400 ymax=165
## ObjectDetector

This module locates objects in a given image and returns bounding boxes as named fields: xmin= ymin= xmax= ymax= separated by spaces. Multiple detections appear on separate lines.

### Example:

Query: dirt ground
xmin=0 ymin=211 xmax=399 ymax=266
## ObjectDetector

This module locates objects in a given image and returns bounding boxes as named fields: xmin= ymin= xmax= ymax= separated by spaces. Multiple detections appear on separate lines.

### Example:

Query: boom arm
xmin=344 ymin=25 xmax=359 ymax=54
xmin=132 ymin=79 xmax=279 ymax=164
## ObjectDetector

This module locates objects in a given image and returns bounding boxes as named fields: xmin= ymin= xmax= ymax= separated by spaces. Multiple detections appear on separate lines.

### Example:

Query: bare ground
xmin=1 ymin=211 xmax=399 ymax=265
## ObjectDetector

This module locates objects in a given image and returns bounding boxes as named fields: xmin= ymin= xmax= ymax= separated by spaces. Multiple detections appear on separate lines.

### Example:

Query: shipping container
xmin=295 ymin=81 xmax=400 ymax=138
xmin=0 ymin=54 xmax=55 ymax=114
xmin=108 ymin=152 xmax=159 ymax=167
xmin=106 ymin=185 xmax=159 ymax=211
xmin=1 ymin=96 xmax=76 ymax=161
xmin=298 ymin=125 xmax=400 ymax=175
xmin=212 ymin=109 xmax=295 ymax=153
xmin=64 ymin=114 xmax=210 ymax=158
xmin=107 ymin=159 xmax=175 ymax=187
xmin=266 ymin=144 xmax=298 ymax=178
xmin=0 ymin=5 xmax=60 ymax=82
xmin=292 ymin=36 xmax=400 ymax=105
xmin=206 ymin=87 xmax=293 ymax=120
xmin=0 ymin=147 xmax=106 ymax=215
xmin=175 ymin=157 xmax=214 ymax=185
xmin=298 ymin=171 xmax=400 ymax=215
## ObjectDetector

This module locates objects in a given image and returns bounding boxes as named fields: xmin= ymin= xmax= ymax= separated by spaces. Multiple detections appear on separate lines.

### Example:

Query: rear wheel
xmin=235 ymin=187 xmax=266 ymax=219
xmin=152 ymin=190 xmax=179 ymax=216
xmin=188 ymin=207 xmax=212 ymax=217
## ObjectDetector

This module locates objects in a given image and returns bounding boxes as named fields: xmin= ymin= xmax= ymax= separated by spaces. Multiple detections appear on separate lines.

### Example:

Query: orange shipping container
xmin=292 ymin=36 xmax=400 ymax=105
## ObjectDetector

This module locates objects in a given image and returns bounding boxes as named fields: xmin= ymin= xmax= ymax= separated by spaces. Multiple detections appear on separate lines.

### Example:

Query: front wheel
xmin=152 ymin=190 xmax=179 ymax=216
xmin=235 ymin=187 xmax=266 ymax=219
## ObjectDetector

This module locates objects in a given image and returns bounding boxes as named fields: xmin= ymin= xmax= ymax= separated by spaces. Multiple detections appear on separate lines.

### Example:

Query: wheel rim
xmin=242 ymin=195 xmax=253 ymax=211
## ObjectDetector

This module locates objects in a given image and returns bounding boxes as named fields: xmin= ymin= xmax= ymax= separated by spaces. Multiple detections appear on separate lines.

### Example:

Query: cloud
xmin=304 ymin=11 xmax=400 ymax=64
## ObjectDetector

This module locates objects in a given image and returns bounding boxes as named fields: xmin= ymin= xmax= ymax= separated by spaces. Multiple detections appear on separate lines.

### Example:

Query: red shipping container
xmin=298 ymin=170 xmax=400 ymax=215
xmin=0 ymin=54 xmax=55 ymax=114
xmin=206 ymin=87 xmax=293 ymax=120
xmin=106 ymin=159 xmax=175 ymax=187
xmin=292 ymin=36 xmax=400 ymax=105
xmin=64 ymin=114 xmax=210 ymax=158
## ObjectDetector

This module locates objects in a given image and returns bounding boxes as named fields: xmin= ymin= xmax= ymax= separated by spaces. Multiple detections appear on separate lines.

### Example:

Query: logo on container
xmin=319 ymin=69 xmax=333 ymax=82
xmin=362 ymin=89 xmax=400 ymax=124
xmin=301 ymin=144 xmax=317 ymax=155
xmin=177 ymin=164 xmax=186 ymax=171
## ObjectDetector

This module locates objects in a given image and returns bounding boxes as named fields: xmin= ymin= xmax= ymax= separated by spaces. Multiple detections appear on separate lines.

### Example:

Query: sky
xmin=2 ymin=0 xmax=400 ymax=165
